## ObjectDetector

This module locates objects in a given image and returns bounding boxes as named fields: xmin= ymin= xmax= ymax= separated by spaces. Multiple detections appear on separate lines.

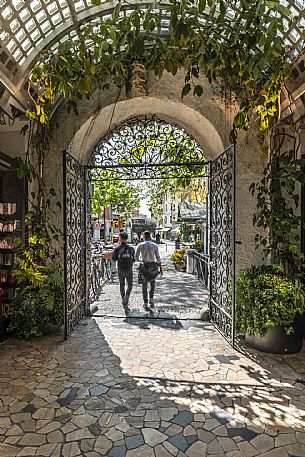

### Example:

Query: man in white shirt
xmin=135 ymin=231 xmax=163 ymax=311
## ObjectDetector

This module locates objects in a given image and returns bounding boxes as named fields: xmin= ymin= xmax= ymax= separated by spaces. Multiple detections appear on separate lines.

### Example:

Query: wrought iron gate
xmin=62 ymin=117 xmax=236 ymax=345
xmin=63 ymin=151 xmax=90 ymax=339
xmin=209 ymin=145 xmax=236 ymax=346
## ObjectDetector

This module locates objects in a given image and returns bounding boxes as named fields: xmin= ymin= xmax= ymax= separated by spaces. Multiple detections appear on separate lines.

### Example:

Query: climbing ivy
xmin=250 ymin=130 xmax=305 ymax=278
xmin=28 ymin=0 xmax=291 ymax=138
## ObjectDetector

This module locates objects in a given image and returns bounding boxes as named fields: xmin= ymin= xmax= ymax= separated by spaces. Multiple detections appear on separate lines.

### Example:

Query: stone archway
xmin=68 ymin=96 xmax=225 ymax=165
xmin=47 ymin=70 xmax=265 ymax=282
xmin=63 ymin=112 xmax=237 ymax=343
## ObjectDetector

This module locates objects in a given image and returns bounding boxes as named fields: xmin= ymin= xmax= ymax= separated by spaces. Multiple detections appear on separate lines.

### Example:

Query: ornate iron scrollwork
xmin=88 ymin=116 xmax=207 ymax=180
xmin=209 ymin=145 xmax=235 ymax=345
xmin=64 ymin=152 xmax=88 ymax=338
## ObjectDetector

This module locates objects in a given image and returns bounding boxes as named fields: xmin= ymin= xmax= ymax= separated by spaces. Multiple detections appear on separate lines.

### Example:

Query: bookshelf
xmin=0 ymin=152 xmax=25 ymax=340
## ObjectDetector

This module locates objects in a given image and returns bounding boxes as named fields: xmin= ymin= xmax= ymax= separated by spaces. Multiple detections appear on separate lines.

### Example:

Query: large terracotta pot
xmin=245 ymin=313 xmax=304 ymax=354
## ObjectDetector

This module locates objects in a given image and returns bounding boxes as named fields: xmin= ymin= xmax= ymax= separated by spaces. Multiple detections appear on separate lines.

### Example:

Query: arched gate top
xmin=88 ymin=116 xmax=208 ymax=181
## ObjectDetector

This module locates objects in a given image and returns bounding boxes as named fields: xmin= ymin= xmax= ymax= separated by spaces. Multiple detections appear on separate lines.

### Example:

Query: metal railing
xmin=193 ymin=251 xmax=209 ymax=288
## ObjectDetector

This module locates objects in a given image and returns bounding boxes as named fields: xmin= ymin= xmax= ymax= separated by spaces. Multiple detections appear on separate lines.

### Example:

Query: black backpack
xmin=118 ymin=245 xmax=134 ymax=270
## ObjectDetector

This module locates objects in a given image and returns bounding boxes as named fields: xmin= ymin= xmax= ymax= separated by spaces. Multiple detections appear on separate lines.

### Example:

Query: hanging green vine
xmin=250 ymin=128 xmax=305 ymax=278
xmin=27 ymin=0 xmax=291 ymax=139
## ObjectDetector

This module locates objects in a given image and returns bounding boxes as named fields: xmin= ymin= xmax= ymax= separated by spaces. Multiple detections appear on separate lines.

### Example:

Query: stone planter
xmin=245 ymin=313 xmax=304 ymax=354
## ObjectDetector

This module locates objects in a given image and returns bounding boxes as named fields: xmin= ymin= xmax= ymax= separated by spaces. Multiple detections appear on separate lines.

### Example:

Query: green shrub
xmin=8 ymin=264 xmax=64 ymax=338
xmin=235 ymin=265 xmax=304 ymax=336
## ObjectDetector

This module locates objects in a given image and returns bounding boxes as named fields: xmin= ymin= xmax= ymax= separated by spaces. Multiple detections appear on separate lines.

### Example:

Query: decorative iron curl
xmin=209 ymin=145 xmax=235 ymax=344
xmin=88 ymin=116 xmax=207 ymax=180
xmin=64 ymin=153 xmax=87 ymax=338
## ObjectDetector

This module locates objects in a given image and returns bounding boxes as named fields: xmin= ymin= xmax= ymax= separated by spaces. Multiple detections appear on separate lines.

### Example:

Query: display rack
xmin=0 ymin=202 xmax=21 ymax=316
xmin=0 ymin=152 xmax=26 ymax=337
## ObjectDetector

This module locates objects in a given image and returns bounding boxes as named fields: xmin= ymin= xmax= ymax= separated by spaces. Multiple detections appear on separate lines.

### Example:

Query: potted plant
xmin=235 ymin=265 xmax=304 ymax=353
xmin=171 ymin=248 xmax=186 ymax=271
xmin=237 ymin=145 xmax=305 ymax=353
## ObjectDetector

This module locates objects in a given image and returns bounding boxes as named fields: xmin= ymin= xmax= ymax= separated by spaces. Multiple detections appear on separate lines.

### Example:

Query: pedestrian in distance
xmin=111 ymin=231 xmax=135 ymax=316
xmin=135 ymin=231 xmax=163 ymax=312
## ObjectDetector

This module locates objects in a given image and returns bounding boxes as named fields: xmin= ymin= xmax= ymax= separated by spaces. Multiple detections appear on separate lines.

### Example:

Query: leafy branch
xmin=92 ymin=172 xmax=142 ymax=216
xmin=250 ymin=136 xmax=305 ymax=277
xmin=27 ymin=0 xmax=291 ymax=138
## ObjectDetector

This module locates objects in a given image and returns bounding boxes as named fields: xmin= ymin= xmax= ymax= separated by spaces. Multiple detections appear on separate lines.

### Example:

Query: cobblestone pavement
xmin=95 ymin=244 xmax=209 ymax=320
xmin=0 ymin=315 xmax=305 ymax=457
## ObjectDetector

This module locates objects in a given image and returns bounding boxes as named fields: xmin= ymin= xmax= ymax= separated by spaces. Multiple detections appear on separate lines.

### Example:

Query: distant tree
xmin=146 ymin=177 xmax=207 ymax=222
xmin=180 ymin=223 xmax=191 ymax=242
xmin=92 ymin=175 xmax=142 ymax=215
xmin=132 ymin=218 xmax=157 ymax=239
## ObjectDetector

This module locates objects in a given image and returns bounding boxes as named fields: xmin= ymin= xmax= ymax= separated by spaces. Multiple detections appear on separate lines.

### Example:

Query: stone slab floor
xmin=1 ymin=315 xmax=305 ymax=457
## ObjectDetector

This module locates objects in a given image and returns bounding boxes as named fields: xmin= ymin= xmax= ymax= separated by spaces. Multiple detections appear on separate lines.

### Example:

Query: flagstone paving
xmin=0 ymin=316 xmax=305 ymax=457
xmin=1 ymin=245 xmax=305 ymax=456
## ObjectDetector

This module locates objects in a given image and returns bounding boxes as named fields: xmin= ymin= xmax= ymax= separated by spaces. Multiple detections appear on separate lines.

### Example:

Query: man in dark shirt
xmin=112 ymin=232 xmax=135 ymax=315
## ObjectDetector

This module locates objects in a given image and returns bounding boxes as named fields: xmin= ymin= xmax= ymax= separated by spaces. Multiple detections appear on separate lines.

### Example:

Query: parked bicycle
xmin=89 ymin=242 xmax=113 ymax=302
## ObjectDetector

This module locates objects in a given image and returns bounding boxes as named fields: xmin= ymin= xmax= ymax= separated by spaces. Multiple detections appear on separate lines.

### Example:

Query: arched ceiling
xmin=0 ymin=0 xmax=305 ymax=128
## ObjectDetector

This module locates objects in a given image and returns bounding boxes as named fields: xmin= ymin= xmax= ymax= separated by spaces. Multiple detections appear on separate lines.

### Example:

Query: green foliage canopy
xmin=147 ymin=177 xmax=207 ymax=221
xmin=92 ymin=174 xmax=142 ymax=215
xmin=132 ymin=218 xmax=157 ymax=237
xmin=28 ymin=0 xmax=291 ymax=137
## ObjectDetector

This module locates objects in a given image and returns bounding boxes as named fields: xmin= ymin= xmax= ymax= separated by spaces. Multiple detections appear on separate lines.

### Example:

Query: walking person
xmin=136 ymin=231 xmax=163 ymax=311
xmin=111 ymin=231 xmax=135 ymax=316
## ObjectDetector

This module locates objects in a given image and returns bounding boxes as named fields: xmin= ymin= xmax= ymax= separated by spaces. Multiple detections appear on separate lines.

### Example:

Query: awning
xmin=178 ymin=202 xmax=206 ymax=222
xmin=171 ymin=225 xmax=180 ymax=233
xmin=159 ymin=227 xmax=171 ymax=232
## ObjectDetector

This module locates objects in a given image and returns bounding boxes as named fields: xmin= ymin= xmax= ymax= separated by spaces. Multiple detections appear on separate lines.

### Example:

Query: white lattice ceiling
xmin=0 ymin=0 xmax=305 ymax=124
